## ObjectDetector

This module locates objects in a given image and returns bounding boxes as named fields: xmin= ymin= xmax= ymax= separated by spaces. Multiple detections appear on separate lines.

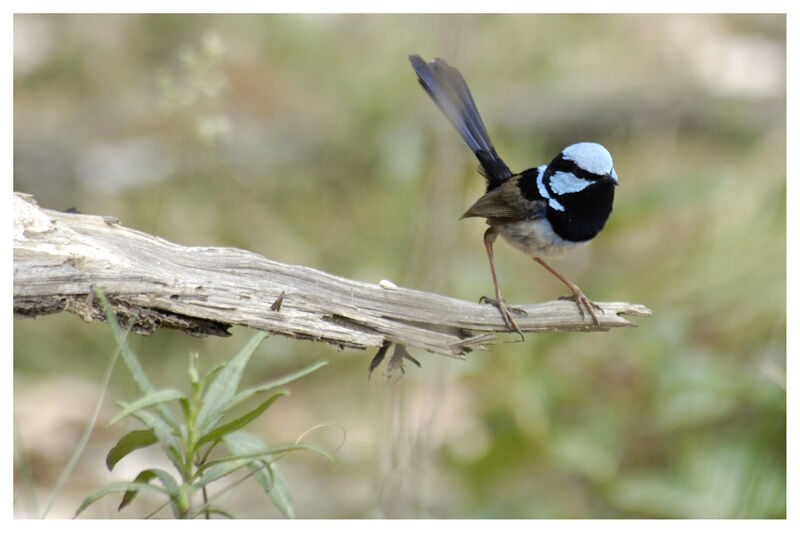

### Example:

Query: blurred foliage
xmin=75 ymin=294 xmax=332 ymax=518
xmin=14 ymin=14 xmax=785 ymax=518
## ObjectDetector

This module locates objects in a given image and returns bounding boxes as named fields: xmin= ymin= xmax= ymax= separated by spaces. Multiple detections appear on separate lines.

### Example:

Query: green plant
xmin=76 ymin=290 xmax=332 ymax=518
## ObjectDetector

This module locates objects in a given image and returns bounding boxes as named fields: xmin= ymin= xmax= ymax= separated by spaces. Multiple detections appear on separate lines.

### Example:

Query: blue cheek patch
xmin=549 ymin=171 xmax=593 ymax=195
xmin=535 ymin=165 xmax=549 ymax=199
xmin=536 ymin=165 xmax=569 ymax=211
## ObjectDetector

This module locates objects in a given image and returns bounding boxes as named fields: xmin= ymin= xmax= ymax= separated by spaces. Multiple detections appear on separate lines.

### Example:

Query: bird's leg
xmin=533 ymin=257 xmax=603 ymax=326
xmin=480 ymin=227 xmax=526 ymax=339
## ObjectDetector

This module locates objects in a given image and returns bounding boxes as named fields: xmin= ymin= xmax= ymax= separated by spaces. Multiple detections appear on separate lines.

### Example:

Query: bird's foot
xmin=479 ymin=296 xmax=527 ymax=340
xmin=559 ymin=289 xmax=603 ymax=326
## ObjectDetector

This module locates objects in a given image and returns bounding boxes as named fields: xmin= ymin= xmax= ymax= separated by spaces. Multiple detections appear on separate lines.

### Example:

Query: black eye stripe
xmin=543 ymin=155 xmax=606 ymax=199
xmin=547 ymin=155 xmax=605 ymax=183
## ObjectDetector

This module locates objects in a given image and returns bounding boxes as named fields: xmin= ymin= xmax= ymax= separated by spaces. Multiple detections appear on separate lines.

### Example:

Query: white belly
xmin=495 ymin=218 xmax=585 ymax=258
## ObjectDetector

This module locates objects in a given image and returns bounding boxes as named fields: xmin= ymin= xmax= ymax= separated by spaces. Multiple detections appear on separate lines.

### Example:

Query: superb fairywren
xmin=409 ymin=55 xmax=618 ymax=337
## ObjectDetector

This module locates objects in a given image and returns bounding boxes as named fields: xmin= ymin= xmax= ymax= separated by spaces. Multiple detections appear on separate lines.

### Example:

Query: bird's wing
xmin=460 ymin=176 xmax=546 ymax=222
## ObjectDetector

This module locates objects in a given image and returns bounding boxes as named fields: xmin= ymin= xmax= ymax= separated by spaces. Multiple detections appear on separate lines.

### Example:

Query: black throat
xmin=546 ymin=178 xmax=615 ymax=242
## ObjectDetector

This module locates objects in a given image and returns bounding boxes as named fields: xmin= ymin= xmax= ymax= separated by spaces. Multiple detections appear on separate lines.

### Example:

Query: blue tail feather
xmin=410 ymin=55 xmax=512 ymax=188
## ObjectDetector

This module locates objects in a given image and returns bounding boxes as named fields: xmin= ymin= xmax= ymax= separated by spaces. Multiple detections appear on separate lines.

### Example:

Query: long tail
xmin=409 ymin=55 xmax=512 ymax=189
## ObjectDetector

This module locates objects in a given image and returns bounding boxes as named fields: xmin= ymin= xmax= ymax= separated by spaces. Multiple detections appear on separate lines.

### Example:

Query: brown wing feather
xmin=460 ymin=176 xmax=544 ymax=223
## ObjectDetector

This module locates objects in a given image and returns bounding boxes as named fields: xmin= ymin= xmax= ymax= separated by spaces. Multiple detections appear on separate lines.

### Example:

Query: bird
xmin=409 ymin=55 xmax=618 ymax=338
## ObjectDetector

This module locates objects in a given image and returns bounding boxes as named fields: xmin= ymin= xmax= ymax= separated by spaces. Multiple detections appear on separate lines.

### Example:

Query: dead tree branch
xmin=13 ymin=192 xmax=651 ymax=358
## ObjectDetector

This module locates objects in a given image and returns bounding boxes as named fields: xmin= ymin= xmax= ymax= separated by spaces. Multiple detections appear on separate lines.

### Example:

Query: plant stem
xmin=42 ymin=332 xmax=125 ymax=517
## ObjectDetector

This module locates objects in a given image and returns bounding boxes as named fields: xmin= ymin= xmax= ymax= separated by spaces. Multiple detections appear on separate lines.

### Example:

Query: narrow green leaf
xmin=145 ymin=468 xmax=181 ymax=494
xmin=264 ymin=442 xmax=336 ymax=465
xmin=196 ymin=391 xmax=287 ymax=448
xmin=126 ymin=409 xmax=178 ymax=448
xmin=199 ymin=442 xmax=333 ymax=475
xmin=223 ymin=431 xmax=294 ymax=518
xmin=127 ymin=410 xmax=183 ymax=472
xmin=93 ymin=288 xmax=179 ymax=430
xmin=119 ymin=468 xmax=181 ymax=512
xmin=188 ymin=353 xmax=200 ymax=384
xmin=177 ymin=423 xmax=189 ymax=443
xmin=106 ymin=429 xmax=158 ymax=471
xmin=41 ymin=313 xmax=124 ymax=519
xmin=198 ymin=362 xmax=227 ymax=394
xmin=206 ymin=508 xmax=236 ymax=519
xmin=223 ymin=432 xmax=273 ymax=483
xmin=247 ymin=459 xmax=274 ymax=493
xmin=179 ymin=398 xmax=191 ymax=425
xmin=75 ymin=481 xmax=165 ymax=517
xmin=265 ymin=462 xmax=295 ymax=519
xmin=194 ymin=457 xmax=253 ymax=489
xmin=93 ymin=289 xmax=156 ymax=395
xmin=231 ymin=360 xmax=327 ymax=408
xmin=195 ymin=331 xmax=269 ymax=431
xmin=222 ymin=431 xmax=268 ymax=455
xmin=108 ymin=389 xmax=185 ymax=426
xmin=195 ymin=452 xmax=263 ymax=474
xmin=117 ymin=470 xmax=155 ymax=510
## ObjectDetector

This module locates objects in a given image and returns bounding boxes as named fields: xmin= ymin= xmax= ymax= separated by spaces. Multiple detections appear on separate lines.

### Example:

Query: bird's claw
xmin=479 ymin=296 xmax=526 ymax=340
xmin=559 ymin=290 xmax=603 ymax=326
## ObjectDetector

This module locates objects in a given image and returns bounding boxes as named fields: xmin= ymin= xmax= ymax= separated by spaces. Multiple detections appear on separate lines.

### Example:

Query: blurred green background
xmin=13 ymin=14 xmax=785 ymax=518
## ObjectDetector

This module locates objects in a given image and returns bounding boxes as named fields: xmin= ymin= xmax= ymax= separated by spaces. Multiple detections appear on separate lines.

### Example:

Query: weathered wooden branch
xmin=13 ymin=192 xmax=651 ymax=358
